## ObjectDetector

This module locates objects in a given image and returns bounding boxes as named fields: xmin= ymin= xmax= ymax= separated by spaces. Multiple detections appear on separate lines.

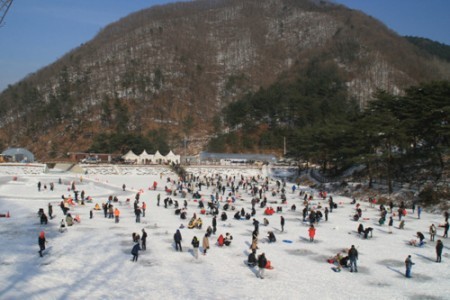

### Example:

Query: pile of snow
xmin=0 ymin=163 xmax=47 ymax=175
xmin=0 ymin=166 xmax=449 ymax=299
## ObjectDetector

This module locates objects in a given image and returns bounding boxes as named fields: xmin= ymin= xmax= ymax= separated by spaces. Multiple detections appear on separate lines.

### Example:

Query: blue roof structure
xmin=2 ymin=148 xmax=35 ymax=163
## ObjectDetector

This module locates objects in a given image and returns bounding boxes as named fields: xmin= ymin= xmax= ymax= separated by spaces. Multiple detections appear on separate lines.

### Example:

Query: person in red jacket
xmin=217 ymin=234 xmax=224 ymax=246
xmin=308 ymin=224 xmax=316 ymax=242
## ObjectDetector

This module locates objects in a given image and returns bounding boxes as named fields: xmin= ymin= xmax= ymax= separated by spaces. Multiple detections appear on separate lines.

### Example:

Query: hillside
xmin=0 ymin=0 xmax=449 ymax=160
xmin=405 ymin=36 xmax=450 ymax=63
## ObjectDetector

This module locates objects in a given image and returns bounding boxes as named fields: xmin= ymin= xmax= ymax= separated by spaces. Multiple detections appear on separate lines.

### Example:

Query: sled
xmin=332 ymin=267 xmax=341 ymax=272
xmin=282 ymin=240 xmax=293 ymax=243
xmin=244 ymin=260 xmax=256 ymax=268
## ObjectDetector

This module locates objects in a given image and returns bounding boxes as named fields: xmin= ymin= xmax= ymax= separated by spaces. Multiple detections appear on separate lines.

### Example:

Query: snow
xmin=0 ymin=165 xmax=448 ymax=300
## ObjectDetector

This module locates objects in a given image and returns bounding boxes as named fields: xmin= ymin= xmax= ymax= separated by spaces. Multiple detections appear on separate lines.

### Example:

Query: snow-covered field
xmin=0 ymin=165 xmax=448 ymax=300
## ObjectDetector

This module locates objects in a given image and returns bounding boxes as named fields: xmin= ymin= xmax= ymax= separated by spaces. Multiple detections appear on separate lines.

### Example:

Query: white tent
xmin=138 ymin=150 xmax=154 ymax=164
xmin=165 ymin=150 xmax=180 ymax=164
xmin=153 ymin=150 xmax=164 ymax=164
xmin=122 ymin=150 xmax=139 ymax=164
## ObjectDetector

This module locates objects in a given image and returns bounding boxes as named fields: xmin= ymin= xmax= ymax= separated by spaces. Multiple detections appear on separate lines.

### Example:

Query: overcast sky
xmin=1 ymin=0 xmax=449 ymax=92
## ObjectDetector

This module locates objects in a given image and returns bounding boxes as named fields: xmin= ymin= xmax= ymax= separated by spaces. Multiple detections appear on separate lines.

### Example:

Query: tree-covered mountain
xmin=405 ymin=36 xmax=450 ymax=63
xmin=211 ymin=77 xmax=449 ymax=195
xmin=0 ymin=0 xmax=449 ymax=160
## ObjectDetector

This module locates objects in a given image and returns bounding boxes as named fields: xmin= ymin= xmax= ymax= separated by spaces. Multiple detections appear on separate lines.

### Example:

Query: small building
xmin=2 ymin=148 xmax=35 ymax=163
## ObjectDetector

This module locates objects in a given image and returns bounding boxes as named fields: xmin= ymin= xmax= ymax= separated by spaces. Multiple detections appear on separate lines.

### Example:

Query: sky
xmin=0 ymin=164 xmax=449 ymax=299
xmin=0 ymin=0 xmax=449 ymax=92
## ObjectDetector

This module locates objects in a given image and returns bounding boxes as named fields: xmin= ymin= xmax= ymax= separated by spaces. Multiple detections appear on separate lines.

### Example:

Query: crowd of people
xmin=34 ymin=170 xmax=449 ymax=281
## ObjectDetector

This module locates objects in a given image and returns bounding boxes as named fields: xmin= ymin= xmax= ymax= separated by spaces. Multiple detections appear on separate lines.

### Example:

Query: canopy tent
xmin=153 ymin=150 xmax=164 ymax=164
xmin=138 ymin=150 xmax=154 ymax=164
xmin=122 ymin=150 xmax=139 ymax=164
xmin=165 ymin=150 xmax=180 ymax=164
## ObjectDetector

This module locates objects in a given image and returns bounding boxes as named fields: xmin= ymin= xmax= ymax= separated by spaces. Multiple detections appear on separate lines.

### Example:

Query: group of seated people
xmin=264 ymin=207 xmax=275 ymax=215
xmin=409 ymin=232 xmax=425 ymax=246
xmin=357 ymin=224 xmax=373 ymax=239
xmin=217 ymin=233 xmax=233 ymax=246
xmin=187 ymin=216 xmax=203 ymax=229
xmin=328 ymin=252 xmax=350 ymax=270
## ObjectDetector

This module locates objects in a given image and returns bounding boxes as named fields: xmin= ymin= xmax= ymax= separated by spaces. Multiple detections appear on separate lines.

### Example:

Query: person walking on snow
xmin=202 ymin=233 xmax=210 ymax=255
xmin=308 ymin=225 xmax=316 ymax=242
xmin=131 ymin=242 xmax=141 ymax=262
xmin=280 ymin=216 xmax=285 ymax=232
xmin=444 ymin=221 xmax=449 ymax=238
xmin=38 ymin=231 xmax=46 ymax=257
xmin=430 ymin=224 xmax=436 ymax=241
xmin=348 ymin=245 xmax=358 ymax=272
xmin=141 ymin=229 xmax=147 ymax=250
xmin=436 ymin=240 xmax=443 ymax=263
xmin=417 ymin=206 xmax=422 ymax=219
xmin=114 ymin=208 xmax=120 ymax=223
xmin=48 ymin=203 xmax=53 ymax=219
xmin=142 ymin=202 xmax=146 ymax=217
xmin=257 ymin=252 xmax=268 ymax=279
xmin=174 ymin=229 xmax=183 ymax=251
xmin=405 ymin=255 xmax=414 ymax=278
xmin=212 ymin=215 xmax=217 ymax=235
xmin=191 ymin=236 xmax=200 ymax=259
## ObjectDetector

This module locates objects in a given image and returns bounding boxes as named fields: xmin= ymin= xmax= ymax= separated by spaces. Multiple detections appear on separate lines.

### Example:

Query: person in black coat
xmin=141 ymin=229 xmax=147 ymax=250
xmin=417 ymin=232 xmax=425 ymax=246
xmin=38 ymin=231 xmax=46 ymax=257
xmin=280 ymin=216 xmax=285 ymax=232
xmin=40 ymin=213 xmax=48 ymax=225
xmin=247 ymin=250 xmax=257 ymax=267
xmin=436 ymin=240 xmax=444 ymax=262
xmin=257 ymin=253 xmax=268 ymax=279
xmin=348 ymin=245 xmax=358 ymax=272
xmin=174 ymin=229 xmax=182 ymax=251
xmin=48 ymin=203 xmax=53 ymax=219
xmin=221 ymin=212 xmax=228 ymax=221
xmin=268 ymin=231 xmax=276 ymax=243
xmin=357 ymin=224 xmax=364 ymax=235
xmin=212 ymin=216 xmax=217 ymax=234
xmin=191 ymin=236 xmax=200 ymax=259
xmin=253 ymin=219 xmax=259 ymax=234
xmin=444 ymin=222 xmax=449 ymax=238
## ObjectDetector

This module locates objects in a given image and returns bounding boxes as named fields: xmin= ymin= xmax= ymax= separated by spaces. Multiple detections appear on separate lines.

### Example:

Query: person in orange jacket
xmin=142 ymin=202 xmax=146 ymax=217
xmin=308 ymin=224 xmax=316 ymax=242
xmin=114 ymin=208 xmax=120 ymax=223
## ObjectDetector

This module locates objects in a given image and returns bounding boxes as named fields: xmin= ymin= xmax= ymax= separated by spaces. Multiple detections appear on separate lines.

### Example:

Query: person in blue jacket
xmin=131 ymin=242 xmax=141 ymax=262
